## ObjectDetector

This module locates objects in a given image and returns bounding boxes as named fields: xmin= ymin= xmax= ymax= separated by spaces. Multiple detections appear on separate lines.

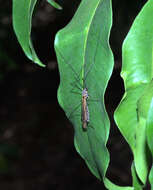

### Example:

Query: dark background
xmin=0 ymin=0 xmax=148 ymax=189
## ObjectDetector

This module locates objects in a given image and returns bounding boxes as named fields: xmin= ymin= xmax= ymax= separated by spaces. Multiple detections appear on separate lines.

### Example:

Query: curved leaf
xmin=104 ymin=178 xmax=134 ymax=190
xmin=114 ymin=0 xmax=153 ymax=186
xmin=55 ymin=0 xmax=113 ymax=181
xmin=131 ymin=162 xmax=143 ymax=190
xmin=146 ymin=98 xmax=153 ymax=189
xmin=47 ymin=0 xmax=62 ymax=10
xmin=55 ymin=0 xmax=134 ymax=189
xmin=12 ymin=0 xmax=45 ymax=67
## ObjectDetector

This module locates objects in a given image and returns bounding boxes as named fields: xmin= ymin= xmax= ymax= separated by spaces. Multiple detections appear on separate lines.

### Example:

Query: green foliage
xmin=131 ymin=163 xmax=143 ymax=190
xmin=11 ymin=0 xmax=153 ymax=189
xmin=55 ymin=0 xmax=134 ymax=189
xmin=12 ymin=0 xmax=45 ymax=67
xmin=12 ymin=0 xmax=61 ymax=67
xmin=146 ymin=98 xmax=153 ymax=189
xmin=115 ymin=0 xmax=153 ymax=189
xmin=55 ymin=0 xmax=113 ymax=182
xmin=47 ymin=0 xmax=62 ymax=10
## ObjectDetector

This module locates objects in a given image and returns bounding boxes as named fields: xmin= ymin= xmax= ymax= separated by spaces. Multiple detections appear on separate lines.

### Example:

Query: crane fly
xmin=82 ymin=88 xmax=89 ymax=130
xmin=56 ymin=48 xmax=99 ymax=131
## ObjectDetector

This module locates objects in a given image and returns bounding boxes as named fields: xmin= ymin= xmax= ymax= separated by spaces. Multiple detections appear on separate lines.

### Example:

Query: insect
xmin=82 ymin=88 xmax=89 ymax=130
xmin=56 ymin=48 xmax=99 ymax=131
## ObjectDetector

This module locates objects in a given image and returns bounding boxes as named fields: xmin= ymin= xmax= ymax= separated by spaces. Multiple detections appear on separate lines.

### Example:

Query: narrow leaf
xmin=12 ymin=0 xmax=45 ymax=67
xmin=115 ymin=0 xmax=153 ymax=185
xmin=55 ymin=0 xmax=134 ymax=189
xmin=55 ymin=0 xmax=113 ymax=183
xmin=146 ymin=98 xmax=153 ymax=189
xmin=47 ymin=0 xmax=62 ymax=10
xmin=131 ymin=162 xmax=143 ymax=190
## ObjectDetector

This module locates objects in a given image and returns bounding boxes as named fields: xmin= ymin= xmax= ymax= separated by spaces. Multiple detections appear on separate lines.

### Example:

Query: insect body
xmin=56 ymin=49 xmax=93 ymax=130
xmin=81 ymin=88 xmax=89 ymax=130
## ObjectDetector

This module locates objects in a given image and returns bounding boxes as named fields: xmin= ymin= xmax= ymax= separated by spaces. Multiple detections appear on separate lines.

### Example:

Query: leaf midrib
xmin=82 ymin=0 xmax=101 ymax=84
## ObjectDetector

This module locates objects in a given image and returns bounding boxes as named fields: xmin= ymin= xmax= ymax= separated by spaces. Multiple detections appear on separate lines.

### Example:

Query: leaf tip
xmin=46 ymin=0 xmax=63 ymax=10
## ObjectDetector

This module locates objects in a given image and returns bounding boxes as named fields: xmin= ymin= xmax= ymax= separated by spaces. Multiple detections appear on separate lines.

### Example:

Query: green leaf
xmin=131 ymin=162 xmax=143 ymax=190
xmin=55 ymin=0 xmax=113 ymax=183
xmin=148 ymin=167 xmax=153 ymax=190
xmin=55 ymin=0 xmax=134 ymax=189
xmin=114 ymin=0 xmax=153 ymax=185
xmin=146 ymin=98 xmax=153 ymax=189
xmin=12 ymin=0 xmax=45 ymax=67
xmin=104 ymin=178 xmax=134 ymax=190
xmin=47 ymin=0 xmax=62 ymax=10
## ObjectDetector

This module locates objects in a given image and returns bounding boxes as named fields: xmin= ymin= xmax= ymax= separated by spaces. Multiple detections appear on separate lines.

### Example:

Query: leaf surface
xmin=146 ymin=98 xmax=153 ymax=189
xmin=55 ymin=0 xmax=134 ymax=189
xmin=55 ymin=0 xmax=113 ymax=182
xmin=12 ymin=0 xmax=45 ymax=67
xmin=47 ymin=0 xmax=62 ymax=10
xmin=115 ymin=0 xmax=153 ymax=185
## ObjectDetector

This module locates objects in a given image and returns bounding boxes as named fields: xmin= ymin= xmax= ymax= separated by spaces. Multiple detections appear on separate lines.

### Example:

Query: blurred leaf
xmin=12 ymin=0 xmax=45 ymax=67
xmin=0 ymin=154 xmax=9 ymax=174
xmin=131 ymin=162 xmax=143 ymax=190
xmin=115 ymin=0 xmax=153 ymax=186
xmin=47 ymin=0 xmax=62 ymax=10
xmin=146 ymin=98 xmax=153 ymax=189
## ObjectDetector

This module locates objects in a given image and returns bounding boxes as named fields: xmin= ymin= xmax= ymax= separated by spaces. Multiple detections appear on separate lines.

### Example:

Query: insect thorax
xmin=82 ymin=88 xmax=89 ymax=98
